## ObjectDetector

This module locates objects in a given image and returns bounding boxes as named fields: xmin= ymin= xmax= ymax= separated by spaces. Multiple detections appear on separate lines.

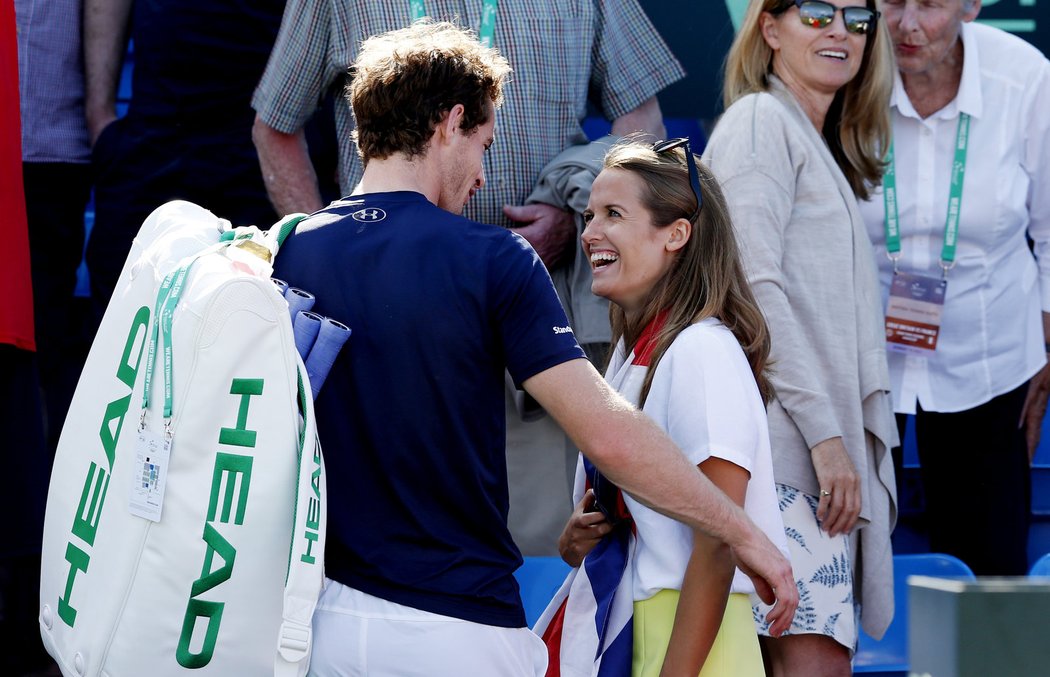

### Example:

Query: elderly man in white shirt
xmin=860 ymin=0 xmax=1050 ymax=575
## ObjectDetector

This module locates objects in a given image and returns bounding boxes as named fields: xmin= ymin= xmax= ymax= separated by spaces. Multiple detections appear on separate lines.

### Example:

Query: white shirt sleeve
xmin=1023 ymin=60 xmax=1050 ymax=313
xmin=644 ymin=323 xmax=760 ymax=475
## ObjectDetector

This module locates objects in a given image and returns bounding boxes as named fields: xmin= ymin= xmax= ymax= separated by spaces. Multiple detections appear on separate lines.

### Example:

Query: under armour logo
xmin=352 ymin=208 xmax=387 ymax=222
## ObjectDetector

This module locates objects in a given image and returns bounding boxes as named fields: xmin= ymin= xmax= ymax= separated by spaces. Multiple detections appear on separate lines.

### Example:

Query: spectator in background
xmin=859 ymin=0 xmax=1050 ymax=575
xmin=16 ymin=0 xmax=93 ymax=456
xmin=2 ymin=2 xmax=52 ymax=673
xmin=83 ymin=0 xmax=286 ymax=322
xmin=702 ymin=1 xmax=897 ymax=675
xmin=251 ymin=0 xmax=685 ymax=557
xmin=542 ymin=138 xmax=789 ymax=676
xmin=271 ymin=23 xmax=797 ymax=674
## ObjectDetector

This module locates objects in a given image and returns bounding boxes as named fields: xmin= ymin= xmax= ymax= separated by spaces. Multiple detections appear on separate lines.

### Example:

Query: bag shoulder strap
xmin=275 ymin=361 xmax=326 ymax=677
xmin=272 ymin=213 xmax=309 ymax=250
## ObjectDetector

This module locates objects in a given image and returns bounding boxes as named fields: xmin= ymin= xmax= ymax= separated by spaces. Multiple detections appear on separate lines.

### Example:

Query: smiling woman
xmin=540 ymin=137 xmax=787 ymax=677
xmin=701 ymin=1 xmax=899 ymax=676
xmin=582 ymin=167 xmax=683 ymax=319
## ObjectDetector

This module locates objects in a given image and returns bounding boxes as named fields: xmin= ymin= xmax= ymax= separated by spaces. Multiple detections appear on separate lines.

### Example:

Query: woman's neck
xmin=621 ymin=311 xmax=645 ymax=352
xmin=623 ymin=306 xmax=670 ymax=354
xmin=772 ymin=69 xmax=834 ymax=132
xmin=902 ymin=39 xmax=965 ymax=119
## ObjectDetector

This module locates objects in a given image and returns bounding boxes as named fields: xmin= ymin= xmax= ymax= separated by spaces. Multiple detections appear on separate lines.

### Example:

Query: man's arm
xmin=249 ymin=0 xmax=335 ymax=216
xmin=523 ymin=358 xmax=797 ymax=635
xmin=252 ymin=115 xmax=325 ymax=215
xmin=609 ymin=96 xmax=666 ymax=140
xmin=83 ymin=0 xmax=133 ymax=145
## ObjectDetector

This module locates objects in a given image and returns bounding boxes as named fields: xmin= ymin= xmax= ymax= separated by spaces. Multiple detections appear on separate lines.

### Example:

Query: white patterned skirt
xmin=752 ymin=483 xmax=860 ymax=652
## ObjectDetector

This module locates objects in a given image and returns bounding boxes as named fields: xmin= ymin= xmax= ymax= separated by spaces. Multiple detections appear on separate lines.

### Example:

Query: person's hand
xmin=558 ymin=489 xmax=612 ymax=567
xmin=1020 ymin=362 xmax=1050 ymax=463
xmin=730 ymin=527 xmax=798 ymax=637
xmin=810 ymin=436 xmax=861 ymax=536
xmin=504 ymin=203 xmax=575 ymax=270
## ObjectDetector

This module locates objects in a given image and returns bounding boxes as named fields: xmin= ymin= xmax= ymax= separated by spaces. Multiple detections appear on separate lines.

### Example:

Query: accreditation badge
xmin=885 ymin=272 xmax=947 ymax=355
xmin=128 ymin=428 xmax=172 ymax=522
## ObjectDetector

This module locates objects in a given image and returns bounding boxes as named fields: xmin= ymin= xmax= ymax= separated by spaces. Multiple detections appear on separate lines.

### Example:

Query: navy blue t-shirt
xmin=274 ymin=191 xmax=584 ymax=627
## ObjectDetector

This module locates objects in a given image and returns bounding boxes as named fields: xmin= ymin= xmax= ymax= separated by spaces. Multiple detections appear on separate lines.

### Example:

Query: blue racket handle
xmin=305 ymin=317 xmax=352 ymax=398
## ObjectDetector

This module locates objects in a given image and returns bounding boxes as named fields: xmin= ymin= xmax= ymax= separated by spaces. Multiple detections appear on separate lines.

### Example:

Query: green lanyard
xmin=883 ymin=112 xmax=971 ymax=275
xmin=141 ymin=259 xmax=196 ymax=426
xmin=411 ymin=0 xmax=499 ymax=47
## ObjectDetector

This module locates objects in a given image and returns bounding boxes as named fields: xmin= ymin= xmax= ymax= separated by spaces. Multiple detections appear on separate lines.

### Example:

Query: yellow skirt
xmin=632 ymin=591 xmax=764 ymax=677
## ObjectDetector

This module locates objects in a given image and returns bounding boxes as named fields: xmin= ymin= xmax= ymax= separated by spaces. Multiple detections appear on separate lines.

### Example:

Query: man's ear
xmin=437 ymin=104 xmax=467 ymax=145
xmin=665 ymin=217 xmax=692 ymax=253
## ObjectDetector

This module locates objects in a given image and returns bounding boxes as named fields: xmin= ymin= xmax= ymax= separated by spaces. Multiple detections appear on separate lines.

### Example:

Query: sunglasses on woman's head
xmin=772 ymin=0 xmax=879 ymax=36
xmin=652 ymin=137 xmax=703 ymax=221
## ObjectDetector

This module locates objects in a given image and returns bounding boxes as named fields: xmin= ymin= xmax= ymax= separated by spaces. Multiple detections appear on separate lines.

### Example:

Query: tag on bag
xmin=885 ymin=271 xmax=947 ymax=355
xmin=128 ymin=428 xmax=172 ymax=522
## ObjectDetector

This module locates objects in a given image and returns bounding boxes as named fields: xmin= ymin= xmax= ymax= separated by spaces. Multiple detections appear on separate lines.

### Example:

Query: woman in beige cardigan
xmin=701 ymin=1 xmax=897 ymax=675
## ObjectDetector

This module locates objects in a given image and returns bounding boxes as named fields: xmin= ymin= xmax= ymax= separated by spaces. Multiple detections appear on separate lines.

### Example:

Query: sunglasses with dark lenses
xmin=773 ymin=0 xmax=879 ymax=36
xmin=652 ymin=137 xmax=703 ymax=221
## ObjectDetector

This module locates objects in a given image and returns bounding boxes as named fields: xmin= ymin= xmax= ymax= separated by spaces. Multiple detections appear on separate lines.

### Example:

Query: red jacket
xmin=0 ymin=0 xmax=34 ymax=351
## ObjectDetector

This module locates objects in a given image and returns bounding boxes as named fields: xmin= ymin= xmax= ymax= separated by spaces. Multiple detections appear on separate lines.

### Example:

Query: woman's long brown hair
xmin=602 ymin=140 xmax=773 ymax=407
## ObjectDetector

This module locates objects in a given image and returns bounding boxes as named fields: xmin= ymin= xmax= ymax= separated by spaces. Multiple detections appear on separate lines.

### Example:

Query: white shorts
xmin=752 ymin=484 xmax=860 ymax=653
xmin=308 ymin=578 xmax=548 ymax=677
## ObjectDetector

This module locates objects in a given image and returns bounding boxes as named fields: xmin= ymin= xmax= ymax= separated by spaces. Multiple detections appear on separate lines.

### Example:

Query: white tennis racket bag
xmin=40 ymin=201 xmax=326 ymax=677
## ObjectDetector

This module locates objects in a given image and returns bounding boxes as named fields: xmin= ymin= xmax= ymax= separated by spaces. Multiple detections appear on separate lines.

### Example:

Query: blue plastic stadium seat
xmin=581 ymin=116 xmax=707 ymax=154
xmin=1030 ymin=515 xmax=1050 ymax=570
xmin=515 ymin=556 xmax=572 ymax=628
xmin=664 ymin=117 xmax=707 ymax=154
xmin=853 ymin=553 xmax=976 ymax=676
xmin=116 ymin=41 xmax=134 ymax=117
xmin=582 ymin=115 xmax=612 ymax=141
xmin=1032 ymin=464 xmax=1050 ymax=514
xmin=1029 ymin=552 xmax=1050 ymax=577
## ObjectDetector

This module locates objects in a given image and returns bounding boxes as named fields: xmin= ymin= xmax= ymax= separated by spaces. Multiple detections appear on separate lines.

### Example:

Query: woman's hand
xmin=810 ymin=437 xmax=861 ymax=537
xmin=558 ymin=489 xmax=612 ymax=567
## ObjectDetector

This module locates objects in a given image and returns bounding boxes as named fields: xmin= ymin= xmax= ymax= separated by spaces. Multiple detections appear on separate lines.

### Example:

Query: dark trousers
xmin=23 ymin=162 xmax=92 ymax=452
xmin=0 ymin=345 xmax=53 ymax=674
xmin=895 ymin=382 xmax=1032 ymax=575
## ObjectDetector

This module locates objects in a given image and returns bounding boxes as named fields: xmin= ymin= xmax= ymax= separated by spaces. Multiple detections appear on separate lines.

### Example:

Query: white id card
xmin=885 ymin=272 xmax=947 ymax=355
xmin=128 ymin=428 xmax=172 ymax=522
